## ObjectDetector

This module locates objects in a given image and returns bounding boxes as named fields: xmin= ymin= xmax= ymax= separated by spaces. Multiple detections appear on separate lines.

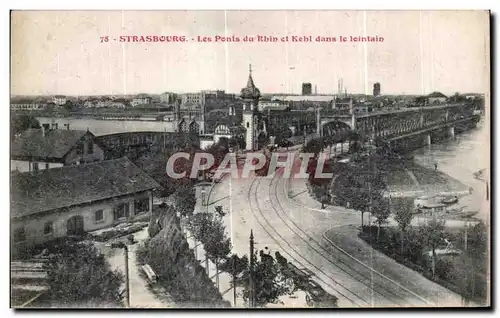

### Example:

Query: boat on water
xmin=414 ymin=195 xmax=478 ymax=218
xmin=440 ymin=196 xmax=459 ymax=204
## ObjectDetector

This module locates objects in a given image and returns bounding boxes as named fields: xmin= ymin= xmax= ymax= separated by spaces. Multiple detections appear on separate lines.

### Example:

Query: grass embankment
xmin=358 ymin=225 xmax=488 ymax=305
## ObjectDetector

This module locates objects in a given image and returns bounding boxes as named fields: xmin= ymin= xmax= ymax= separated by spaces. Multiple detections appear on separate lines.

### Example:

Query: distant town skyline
xmin=11 ymin=10 xmax=489 ymax=96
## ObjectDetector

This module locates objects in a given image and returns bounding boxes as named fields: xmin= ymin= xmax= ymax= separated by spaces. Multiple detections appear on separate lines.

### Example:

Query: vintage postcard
xmin=10 ymin=10 xmax=490 ymax=308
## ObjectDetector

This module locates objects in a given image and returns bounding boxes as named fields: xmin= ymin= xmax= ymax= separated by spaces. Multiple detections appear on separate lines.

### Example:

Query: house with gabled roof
xmin=10 ymin=128 xmax=105 ymax=172
xmin=427 ymin=91 xmax=447 ymax=105
xmin=10 ymin=157 xmax=161 ymax=255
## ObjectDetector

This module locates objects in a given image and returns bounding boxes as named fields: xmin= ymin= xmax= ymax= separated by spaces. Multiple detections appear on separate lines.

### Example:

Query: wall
xmin=10 ymin=160 xmax=63 ymax=172
xmin=200 ymin=138 xmax=215 ymax=150
xmin=213 ymin=133 xmax=231 ymax=145
xmin=64 ymin=136 xmax=105 ymax=165
xmin=11 ymin=191 xmax=153 ymax=248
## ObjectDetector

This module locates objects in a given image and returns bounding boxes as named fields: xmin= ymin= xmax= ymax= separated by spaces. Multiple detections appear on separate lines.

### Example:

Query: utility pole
xmin=462 ymin=220 xmax=469 ymax=307
xmin=111 ymin=242 xmax=130 ymax=308
xmin=249 ymin=230 xmax=255 ymax=308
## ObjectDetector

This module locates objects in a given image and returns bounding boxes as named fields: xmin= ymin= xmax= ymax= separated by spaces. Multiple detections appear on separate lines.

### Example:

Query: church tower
xmin=241 ymin=64 xmax=261 ymax=151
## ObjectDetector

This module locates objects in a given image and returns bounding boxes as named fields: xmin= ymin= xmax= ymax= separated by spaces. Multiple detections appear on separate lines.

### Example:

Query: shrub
xmin=45 ymin=242 xmax=124 ymax=307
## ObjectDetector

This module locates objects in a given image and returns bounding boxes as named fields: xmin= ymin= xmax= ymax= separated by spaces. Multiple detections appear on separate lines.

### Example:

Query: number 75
xmin=100 ymin=36 xmax=109 ymax=43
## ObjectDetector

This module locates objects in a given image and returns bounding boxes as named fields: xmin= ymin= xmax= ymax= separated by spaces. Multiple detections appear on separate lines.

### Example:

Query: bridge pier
xmin=447 ymin=126 xmax=455 ymax=139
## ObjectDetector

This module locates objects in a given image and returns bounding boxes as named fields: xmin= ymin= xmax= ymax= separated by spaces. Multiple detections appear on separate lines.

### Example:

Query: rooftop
xmin=272 ymin=95 xmax=335 ymax=102
xmin=428 ymin=91 xmax=447 ymax=98
xmin=10 ymin=157 xmax=161 ymax=219
xmin=11 ymin=129 xmax=92 ymax=160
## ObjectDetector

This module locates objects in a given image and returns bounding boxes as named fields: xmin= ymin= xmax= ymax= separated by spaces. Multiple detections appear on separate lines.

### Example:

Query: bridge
xmin=317 ymin=103 xmax=481 ymax=152
xmin=96 ymin=131 xmax=200 ymax=159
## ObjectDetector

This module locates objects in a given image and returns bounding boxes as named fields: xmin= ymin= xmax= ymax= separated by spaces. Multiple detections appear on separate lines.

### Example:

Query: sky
xmin=10 ymin=10 xmax=490 ymax=96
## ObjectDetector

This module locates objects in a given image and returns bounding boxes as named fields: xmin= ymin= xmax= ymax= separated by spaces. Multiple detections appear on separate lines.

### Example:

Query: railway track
xmin=247 ymin=176 xmax=368 ymax=307
xmin=267 ymin=170 xmax=431 ymax=307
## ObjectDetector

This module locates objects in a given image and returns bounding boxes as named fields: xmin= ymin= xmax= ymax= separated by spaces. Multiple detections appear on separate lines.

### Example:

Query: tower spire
xmin=249 ymin=63 xmax=252 ymax=75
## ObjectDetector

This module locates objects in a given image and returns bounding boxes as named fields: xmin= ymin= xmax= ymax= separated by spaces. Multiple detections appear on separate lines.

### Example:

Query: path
xmin=96 ymin=228 xmax=172 ymax=308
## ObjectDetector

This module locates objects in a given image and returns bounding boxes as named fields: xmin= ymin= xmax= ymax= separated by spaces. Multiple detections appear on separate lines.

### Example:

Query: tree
xmin=393 ymin=198 xmax=415 ymax=257
xmin=241 ymin=252 xmax=295 ymax=307
xmin=11 ymin=114 xmax=41 ymax=139
xmin=173 ymin=183 xmax=196 ymax=221
xmin=371 ymin=198 xmax=390 ymax=239
xmin=45 ymin=242 xmax=124 ymax=307
xmin=203 ymin=217 xmax=232 ymax=289
xmin=420 ymin=218 xmax=446 ymax=279
xmin=272 ymin=123 xmax=293 ymax=145
xmin=214 ymin=205 xmax=227 ymax=218
xmin=338 ymin=151 xmax=387 ymax=230
xmin=302 ymin=138 xmax=322 ymax=155
xmin=220 ymin=254 xmax=248 ymax=305
xmin=148 ymin=203 xmax=176 ymax=238
xmin=186 ymin=212 xmax=214 ymax=275
xmin=219 ymin=254 xmax=249 ymax=306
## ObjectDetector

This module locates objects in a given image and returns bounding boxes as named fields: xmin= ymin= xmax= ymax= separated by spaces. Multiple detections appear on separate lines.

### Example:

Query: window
xmin=134 ymin=198 xmax=150 ymax=214
xmin=113 ymin=203 xmax=129 ymax=220
xmin=87 ymin=139 xmax=94 ymax=154
xmin=45 ymin=163 xmax=49 ymax=169
xmin=95 ymin=210 xmax=104 ymax=223
xmin=76 ymin=142 xmax=84 ymax=155
xmin=246 ymin=122 xmax=250 ymax=128
xmin=14 ymin=228 xmax=26 ymax=242
xmin=32 ymin=162 xmax=39 ymax=171
xmin=43 ymin=222 xmax=53 ymax=235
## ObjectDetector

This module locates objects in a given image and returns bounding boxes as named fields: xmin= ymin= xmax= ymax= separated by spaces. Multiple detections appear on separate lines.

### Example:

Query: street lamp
xmin=109 ymin=242 xmax=130 ymax=308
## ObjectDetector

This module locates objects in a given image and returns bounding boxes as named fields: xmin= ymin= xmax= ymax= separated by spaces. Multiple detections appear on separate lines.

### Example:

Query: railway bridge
xmin=95 ymin=131 xmax=200 ymax=159
xmin=317 ymin=103 xmax=480 ymax=152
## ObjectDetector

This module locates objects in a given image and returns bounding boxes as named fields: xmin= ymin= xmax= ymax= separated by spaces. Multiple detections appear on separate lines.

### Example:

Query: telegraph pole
xmin=249 ymin=230 xmax=255 ymax=308
xmin=232 ymin=256 xmax=237 ymax=307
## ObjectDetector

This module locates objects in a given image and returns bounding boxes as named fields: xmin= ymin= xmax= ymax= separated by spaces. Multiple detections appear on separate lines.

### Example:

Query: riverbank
xmin=323 ymin=224 xmax=484 ymax=307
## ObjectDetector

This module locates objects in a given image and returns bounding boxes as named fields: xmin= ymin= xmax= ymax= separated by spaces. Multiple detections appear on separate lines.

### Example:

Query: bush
xmin=45 ymin=242 xmax=124 ymax=307
xmin=135 ymin=239 xmax=150 ymax=266
xmin=146 ymin=221 xmax=229 ymax=307
xmin=435 ymin=258 xmax=454 ymax=281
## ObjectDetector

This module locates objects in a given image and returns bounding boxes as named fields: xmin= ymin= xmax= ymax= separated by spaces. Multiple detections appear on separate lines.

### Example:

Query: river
xmin=412 ymin=118 xmax=490 ymax=223
xmin=37 ymin=117 xmax=177 ymax=136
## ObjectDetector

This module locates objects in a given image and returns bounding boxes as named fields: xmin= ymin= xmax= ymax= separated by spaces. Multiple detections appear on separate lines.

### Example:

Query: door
xmin=67 ymin=215 xmax=85 ymax=236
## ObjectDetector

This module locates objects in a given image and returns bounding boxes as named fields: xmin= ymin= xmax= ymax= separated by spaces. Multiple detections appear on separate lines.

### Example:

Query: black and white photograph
xmin=9 ymin=10 xmax=491 ymax=308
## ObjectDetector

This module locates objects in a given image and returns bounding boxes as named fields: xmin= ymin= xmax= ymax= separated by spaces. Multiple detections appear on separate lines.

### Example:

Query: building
xmin=258 ymin=99 xmax=290 ymax=111
xmin=131 ymin=95 xmax=153 ymax=107
xmin=53 ymin=95 xmax=67 ymax=106
xmin=10 ymin=100 xmax=44 ymax=111
xmin=427 ymin=92 xmax=447 ymax=105
xmin=11 ymin=128 xmax=104 ymax=172
xmin=241 ymin=65 xmax=262 ymax=150
xmin=10 ymin=158 xmax=160 ymax=254
xmin=352 ymin=104 xmax=370 ymax=114
xmin=302 ymin=83 xmax=312 ymax=95
xmin=160 ymin=92 xmax=177 ymax=104
xmin=373 ymin=82 xmax=381 ymax=97
xmin=201 ymin=90 xmax=226 ymax=100
xmin=181 ymin=93 xmax=204 ymax=106
xmin=83 ymin=99 xmax=99 ymax=108
xmin=213 ymin=124 xmax=246 ymax=145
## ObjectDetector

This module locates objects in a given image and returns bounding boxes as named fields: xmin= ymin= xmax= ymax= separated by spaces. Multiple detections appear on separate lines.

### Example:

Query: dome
xmin=240 ymin=65 xmax=261 ymax=100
